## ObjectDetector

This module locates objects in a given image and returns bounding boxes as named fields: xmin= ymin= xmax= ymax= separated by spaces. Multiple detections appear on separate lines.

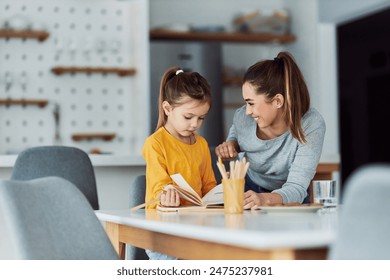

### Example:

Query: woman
xmin=216 ymin=51 xmax=325 ymax=209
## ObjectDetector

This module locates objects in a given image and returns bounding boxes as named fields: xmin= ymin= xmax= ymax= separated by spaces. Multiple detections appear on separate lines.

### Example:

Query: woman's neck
xmin=257 ymin=122 xmax=288 ymax=140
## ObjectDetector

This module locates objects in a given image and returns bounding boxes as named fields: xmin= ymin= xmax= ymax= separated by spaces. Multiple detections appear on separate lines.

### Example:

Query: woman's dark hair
xmin=243 ymin=51 xmax=310 ymax=143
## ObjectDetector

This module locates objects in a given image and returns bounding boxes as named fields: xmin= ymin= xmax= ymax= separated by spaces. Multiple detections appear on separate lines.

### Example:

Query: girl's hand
xmin=159 ymin=188 xmax=180 ymax=207
xmin=215 ymin=141 xmax=239 ymax=160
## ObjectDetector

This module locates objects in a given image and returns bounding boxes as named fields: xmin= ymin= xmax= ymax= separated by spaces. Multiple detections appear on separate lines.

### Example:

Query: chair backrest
xmin=128 ymin=174 xmax=149 ymax=260
xmin=328 ymin=164 xmax=390 ymax=260
xmin=0 ymin=177 xmax=119 ymax=260
xmin=11 ymin=145 xmax=99 ymax=210
xmin=129 ymin=174 xmax=147 ymax=209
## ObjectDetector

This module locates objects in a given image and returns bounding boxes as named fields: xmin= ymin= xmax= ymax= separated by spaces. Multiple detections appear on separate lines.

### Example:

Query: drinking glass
xmin=312 ymin=180 xmax=337 ymax=207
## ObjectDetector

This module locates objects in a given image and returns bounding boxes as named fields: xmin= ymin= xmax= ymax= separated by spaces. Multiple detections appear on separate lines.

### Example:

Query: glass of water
xmin=312 ymin=180 xmax=337 ymax=207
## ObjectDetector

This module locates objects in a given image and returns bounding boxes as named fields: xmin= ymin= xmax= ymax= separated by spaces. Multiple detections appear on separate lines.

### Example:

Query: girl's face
xmin=163 ymin=96 xmax=210 ymax=139
xmin=242 ymin=82 xmax=284 ymax=129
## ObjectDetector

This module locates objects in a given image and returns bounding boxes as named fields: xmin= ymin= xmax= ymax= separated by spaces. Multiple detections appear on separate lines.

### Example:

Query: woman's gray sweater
xmin=226 ymin=106 xmax=326 ymax=203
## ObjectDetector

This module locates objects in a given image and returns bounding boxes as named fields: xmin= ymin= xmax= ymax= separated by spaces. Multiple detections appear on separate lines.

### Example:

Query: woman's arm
xmin=244 ymin=191 xmax=283 ymax=209
xmin=273 ymin=110 xmax=326 ymax=204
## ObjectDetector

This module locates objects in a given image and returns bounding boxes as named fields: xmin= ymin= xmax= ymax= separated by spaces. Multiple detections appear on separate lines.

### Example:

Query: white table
xmin=95 ymin=208 xmax=337 ymax=260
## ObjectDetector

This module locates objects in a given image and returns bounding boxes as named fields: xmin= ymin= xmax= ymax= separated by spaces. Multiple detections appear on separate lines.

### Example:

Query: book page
xmin=170 ymin=174 xmax=202 ymax=203
xmin=164 ymin=184 xmax=202 ymax=205
xmin=202 ymin=183 xmax=223 ymax=205
xmin=170 ymin=173 xmax=223 ymax=206
xmin=156 ymin=205 xmax=224 ymax=212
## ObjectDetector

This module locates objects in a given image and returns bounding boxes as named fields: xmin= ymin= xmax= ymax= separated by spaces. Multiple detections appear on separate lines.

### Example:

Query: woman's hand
xmin=215 ymin=141 xmax=239 ymax=160
xmin=159 ymin=188 xmax=180 ymax=207
xmin=244 ymin=191 xmax=283 ymax=210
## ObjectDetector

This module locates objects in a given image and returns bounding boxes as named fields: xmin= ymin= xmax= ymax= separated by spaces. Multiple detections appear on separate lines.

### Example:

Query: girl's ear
xmin=273 ymin=93 xmax=284 ymax=108
xmin=162 ymin=101 xmax=172 ymax=115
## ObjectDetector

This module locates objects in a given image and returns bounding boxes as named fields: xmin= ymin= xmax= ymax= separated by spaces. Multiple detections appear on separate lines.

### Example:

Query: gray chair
xmin=127 ymin=174 xmax=149 ymax=260
xmin=0 ymin=176 xmax=119 ymax=259
xmin=11 ymin=145 xmax=99 ymax=210
xmin=328 ymin=164 xmax=390 ymax=260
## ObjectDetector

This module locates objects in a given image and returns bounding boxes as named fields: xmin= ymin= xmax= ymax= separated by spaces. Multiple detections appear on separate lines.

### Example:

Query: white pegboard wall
xmin=0 ymin=0 xmax=150 ymax=155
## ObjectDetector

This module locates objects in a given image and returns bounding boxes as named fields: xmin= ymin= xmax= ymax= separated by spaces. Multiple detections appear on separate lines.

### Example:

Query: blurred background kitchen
xmin=0 ymin=0 xmax=389 ymax=209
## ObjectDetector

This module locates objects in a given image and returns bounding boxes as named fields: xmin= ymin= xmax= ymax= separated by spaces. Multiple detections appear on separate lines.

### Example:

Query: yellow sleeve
xmin=142 ymin=136 xmax=172 ymax=209
xmin=200 ymin=140 xmax=217 ymax=196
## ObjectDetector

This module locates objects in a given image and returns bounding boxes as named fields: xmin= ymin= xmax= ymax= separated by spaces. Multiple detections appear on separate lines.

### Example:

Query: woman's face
xmin=242 ymin=82 xmax=283 ymax=129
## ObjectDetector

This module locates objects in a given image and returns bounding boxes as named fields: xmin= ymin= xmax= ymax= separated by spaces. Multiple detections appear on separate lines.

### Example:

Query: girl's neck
xmin=163 ymin=126 xmax=195 ymax=145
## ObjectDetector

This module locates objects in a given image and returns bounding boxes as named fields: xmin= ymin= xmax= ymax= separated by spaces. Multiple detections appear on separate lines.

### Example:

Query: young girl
xmin=216 ymin=51 xmax=326 ymax=209
xmin=142 ymin=66 xmax=217 ymax=259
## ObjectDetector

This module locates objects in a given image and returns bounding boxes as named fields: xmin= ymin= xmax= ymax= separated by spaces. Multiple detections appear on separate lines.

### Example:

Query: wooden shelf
xmin=72 ymin=133 xmax=116 ymax=142
xmin=150 ymin=29 xmax=296 ymax=43
xmin=0 ymin=98 xmax=48 ymax=108
xmin=51 ymin=66 xmax=136 ymax=77
xmin=0 ymin=29 xmax=49 ymax=42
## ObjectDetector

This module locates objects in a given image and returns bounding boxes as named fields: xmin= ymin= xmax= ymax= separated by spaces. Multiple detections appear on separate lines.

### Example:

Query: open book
xmin=156 ymin=173 xmax=224 ymax=212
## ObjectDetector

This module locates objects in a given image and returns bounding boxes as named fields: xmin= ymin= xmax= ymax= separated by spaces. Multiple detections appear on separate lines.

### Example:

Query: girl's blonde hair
xmin=243 ymin=51 xmax=310 ymax=143
xmin=156 ymin=66 xmax=212 ymax=131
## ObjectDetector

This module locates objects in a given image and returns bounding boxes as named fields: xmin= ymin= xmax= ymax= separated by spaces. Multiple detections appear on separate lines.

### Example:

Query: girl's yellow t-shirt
xmin=142 ymin=127 xmax=217 ymax=209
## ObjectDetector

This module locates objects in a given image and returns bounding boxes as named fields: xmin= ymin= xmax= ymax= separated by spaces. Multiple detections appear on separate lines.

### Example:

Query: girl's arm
xmin=142 ymin=138 xmax=179 ymax=208
xmin=201 ymin=142 xmax=218 ymax=196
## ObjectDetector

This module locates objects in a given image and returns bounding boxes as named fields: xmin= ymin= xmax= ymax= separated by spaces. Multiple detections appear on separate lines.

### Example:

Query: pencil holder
xmin=222 ymin=178 xmax=244 ymax=214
